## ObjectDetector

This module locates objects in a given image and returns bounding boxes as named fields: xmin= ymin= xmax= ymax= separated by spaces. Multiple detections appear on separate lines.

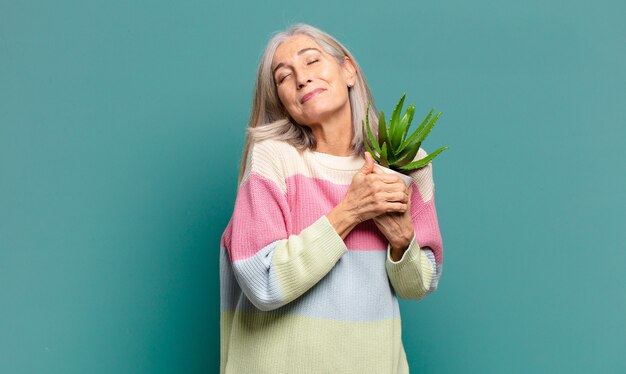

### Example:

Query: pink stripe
xmin=411 ymin=196 xmax=443 ymax=264
xmin=408 ymin=184 xmax=430 ymax=216
xmin=285 ymin=174 xmax=388 ymax=250
xmin=224 ymin=172 xmax=443 ymax=263
xmin=228 ymin=173 xmax=291 ymax=261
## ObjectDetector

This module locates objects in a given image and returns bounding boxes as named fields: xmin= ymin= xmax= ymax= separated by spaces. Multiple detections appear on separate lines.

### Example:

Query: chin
xmin=301 ymin=105 xmax=342 ymax=122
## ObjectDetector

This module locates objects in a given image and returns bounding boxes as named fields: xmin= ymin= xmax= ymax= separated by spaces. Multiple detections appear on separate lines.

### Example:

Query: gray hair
xmin=238 ymin=23 xmax=379 ymax=182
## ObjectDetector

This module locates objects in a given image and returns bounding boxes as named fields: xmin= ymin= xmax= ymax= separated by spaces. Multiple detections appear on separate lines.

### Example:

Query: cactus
xmin=362 ymin=93 xmax=448 ymax=173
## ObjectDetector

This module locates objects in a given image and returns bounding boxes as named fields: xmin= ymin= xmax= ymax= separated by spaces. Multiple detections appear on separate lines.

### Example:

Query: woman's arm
xmin=373 ymin=193 xmax=440 ymax=300
xmin=375 ymin=149 xmax=444 ymax=299
xmin=226 ymin=143 xmax=409 ymax=311
xmin=227 ymin=143 xmax=347 ymax=311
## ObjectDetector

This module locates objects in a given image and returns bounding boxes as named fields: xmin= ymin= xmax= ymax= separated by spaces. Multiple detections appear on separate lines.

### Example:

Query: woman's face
xmin=271 ymin=35 xmax=356 ymax=127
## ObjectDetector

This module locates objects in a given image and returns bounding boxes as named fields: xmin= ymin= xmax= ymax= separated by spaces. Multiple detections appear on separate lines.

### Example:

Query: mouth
xmin=300 ymin=88 xmax=325 ymax=104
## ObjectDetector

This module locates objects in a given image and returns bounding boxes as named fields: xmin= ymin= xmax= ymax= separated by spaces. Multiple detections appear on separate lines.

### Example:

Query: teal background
xmin=1 ymin=0 xmax=624 ymax=372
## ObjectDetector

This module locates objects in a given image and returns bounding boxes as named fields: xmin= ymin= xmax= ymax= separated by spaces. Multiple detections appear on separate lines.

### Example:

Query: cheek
xmin=277 ymin=87 xmax=294 ymax=105
xmin=320 ymin=67 xmax=337 ymax=84
xmin=276 ymin=90 xmax=289 ymax=110
xmin=276 ymin=90 xmax=300 ymax=118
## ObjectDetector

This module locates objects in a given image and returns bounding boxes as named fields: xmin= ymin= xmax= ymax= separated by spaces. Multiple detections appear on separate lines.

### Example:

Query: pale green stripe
xmin=272 ymin=215 xmax=347 ymax=304
xmin=221 ymin=311 xmax=408 ymax=374
xmin=386 ymin=237 xmax=435 ymax=300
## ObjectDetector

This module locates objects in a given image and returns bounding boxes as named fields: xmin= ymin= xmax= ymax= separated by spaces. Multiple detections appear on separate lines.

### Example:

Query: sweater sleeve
xmin=385 ymin=149 xmax=444 ymax=300
xmin=226 ymin=141 xmax=348 ymax=311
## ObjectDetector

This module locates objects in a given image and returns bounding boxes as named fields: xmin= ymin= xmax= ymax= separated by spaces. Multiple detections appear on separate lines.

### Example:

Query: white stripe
xmin=241 ymin=139 xmax=434 ymax=202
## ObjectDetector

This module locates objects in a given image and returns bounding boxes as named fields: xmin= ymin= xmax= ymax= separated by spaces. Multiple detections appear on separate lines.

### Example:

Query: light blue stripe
xmin=229 ymin=242 xmax=285 ymax=311
xmin=222 ymin=249 xmax=400 ymax=321
xmin=431 ymin=263 xmax=443 ymax=291
xmin=420 ymin=247 xmax=441 ymax=293
xmin=220 ymin=247 xmax=241 ymax=310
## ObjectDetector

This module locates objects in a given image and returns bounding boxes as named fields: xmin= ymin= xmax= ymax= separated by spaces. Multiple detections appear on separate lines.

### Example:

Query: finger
xmin=380 ymin=191 xmax=409 ymax=204
xmin=371 ymin=164 xmax=384 ymax=175
xmin=360 ymin=152 xmax=375 ymax=174
xmin=370 ymin=165 xmax=402 ymax=184
xmin=383 ymin=202 xmax=408 ymax=214
xmin=369 ymin=172 xmax=404 ymax=185
xmin=376 ymin=179 xmax=408 ymax=193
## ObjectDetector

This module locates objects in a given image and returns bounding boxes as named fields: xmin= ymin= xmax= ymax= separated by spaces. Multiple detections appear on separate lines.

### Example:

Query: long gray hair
xmin=238 ymin=23 xmax=379 ymax=182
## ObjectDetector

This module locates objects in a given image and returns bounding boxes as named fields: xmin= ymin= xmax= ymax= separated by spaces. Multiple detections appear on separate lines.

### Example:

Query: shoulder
xmin=250 ymin=139 xmax=300 ymax=162
xmin=406 ymin=147 xmax=435 ymax=203
xmin=242 ymin=139 xmax=302 ymax=190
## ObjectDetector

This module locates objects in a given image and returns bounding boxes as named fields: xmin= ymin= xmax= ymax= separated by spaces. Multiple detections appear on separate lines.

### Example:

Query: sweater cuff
xmin=386 ymin=235 xmax=417 ymax=267
xmin=385 ymin=236 xmax=435 ymax=298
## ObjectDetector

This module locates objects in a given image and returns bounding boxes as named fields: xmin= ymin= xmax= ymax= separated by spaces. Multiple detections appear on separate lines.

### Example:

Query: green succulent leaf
xmin=398 ymin=146 xmax=449 ymax=171
xmin=415 ymin=111 xmax=442 ymax=145
xmin=395 ymin=142 xmax=421 ymax=167
xmin=379 ymin=143 xmax=389 ymax=168
xmin=388 ymin=93 xmax=406 ymax=149
xmin=390 ymin=93 xmax=406 ymax=133
xmin=378 ymin=111 xmax=388 ymax=147
xmin=399 ymin=104 xmax=416 ymax=144
xmin=363 ymin=93 xmax=448 ymax=174
xmin=362 ymin=128 xmax=381 ymax=163
xmin=402 ymin=108 xmax=434 ymax=148
xmin=396 ymin=105 xmax=417 ymax=154
xmin=363 ymin=104 xmax=382 ymax=154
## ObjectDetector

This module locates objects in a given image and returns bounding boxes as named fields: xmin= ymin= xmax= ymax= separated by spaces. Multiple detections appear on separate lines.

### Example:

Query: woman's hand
xmin=326 ymin=152 xmax=408 ymax=239
xmin=372 ymin=185 xmax=414 ymax=261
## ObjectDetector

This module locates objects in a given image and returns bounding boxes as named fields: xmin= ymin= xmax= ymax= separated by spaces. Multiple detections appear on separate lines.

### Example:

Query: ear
xmin=342 ymin=55 xmax=357 ymax=86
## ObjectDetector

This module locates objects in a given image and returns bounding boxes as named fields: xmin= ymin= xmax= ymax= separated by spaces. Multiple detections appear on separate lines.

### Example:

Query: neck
xmin=309 ymin=105 xmax=354 ymax=156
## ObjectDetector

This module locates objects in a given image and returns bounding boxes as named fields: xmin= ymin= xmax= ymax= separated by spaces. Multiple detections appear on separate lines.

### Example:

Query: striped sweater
xmin=220 ymin=139 xmax=444 ymax=373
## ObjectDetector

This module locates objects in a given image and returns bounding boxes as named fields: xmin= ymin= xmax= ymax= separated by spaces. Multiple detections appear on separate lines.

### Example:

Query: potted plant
xmin=362 ymin=93 xmax=449 ymax=185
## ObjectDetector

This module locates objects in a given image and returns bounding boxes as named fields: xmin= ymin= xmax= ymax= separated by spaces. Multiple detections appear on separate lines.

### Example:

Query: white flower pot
xmin=375 ymin=164 xmax=413 ymax=187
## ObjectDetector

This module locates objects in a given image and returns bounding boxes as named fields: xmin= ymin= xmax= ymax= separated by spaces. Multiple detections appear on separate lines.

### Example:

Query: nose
xmin=296 ymin=71 xmax=312 ymax=89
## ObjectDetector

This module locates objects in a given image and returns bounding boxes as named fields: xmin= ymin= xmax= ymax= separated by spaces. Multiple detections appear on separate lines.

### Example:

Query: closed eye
xmin=277 ymin=59 xmax=318 ymax=84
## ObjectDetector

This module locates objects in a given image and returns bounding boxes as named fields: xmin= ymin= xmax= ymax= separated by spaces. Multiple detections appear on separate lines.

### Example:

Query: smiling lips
xmin=300 ymin=88 xmax=325 ymax=104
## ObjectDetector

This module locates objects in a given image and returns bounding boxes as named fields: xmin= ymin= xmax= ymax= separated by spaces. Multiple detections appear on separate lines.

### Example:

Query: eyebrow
xmin=272 ymin=48 xmax=322 ymax=75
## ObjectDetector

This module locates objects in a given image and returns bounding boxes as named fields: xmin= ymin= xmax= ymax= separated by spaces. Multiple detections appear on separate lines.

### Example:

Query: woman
xmin=220 ymin=23 xmax=443 ymax=373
